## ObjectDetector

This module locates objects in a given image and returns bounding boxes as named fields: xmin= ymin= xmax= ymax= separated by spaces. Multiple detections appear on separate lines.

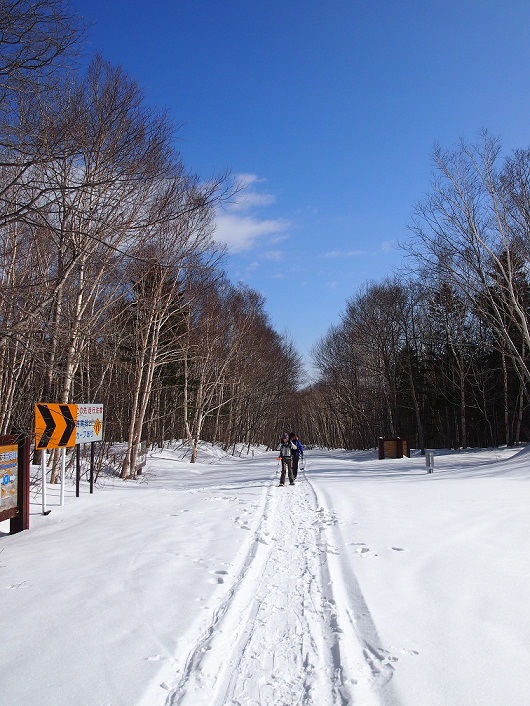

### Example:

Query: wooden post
xmin=10 ymin=435 xmax=30 ymax=533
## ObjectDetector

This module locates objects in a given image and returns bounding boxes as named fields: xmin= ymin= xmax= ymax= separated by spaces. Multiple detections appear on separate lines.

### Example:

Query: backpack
xmin=280 ymin=441 xmax=294 ymax=458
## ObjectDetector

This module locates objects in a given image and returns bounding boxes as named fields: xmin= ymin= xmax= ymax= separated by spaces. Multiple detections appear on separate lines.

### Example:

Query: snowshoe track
xmin=165 ymin=471 xmax=398 ymax=706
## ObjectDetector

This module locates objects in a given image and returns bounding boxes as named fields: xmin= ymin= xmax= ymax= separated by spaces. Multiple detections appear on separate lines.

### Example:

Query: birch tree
xmin=35 ymin=58 xmax=177 ymax=406
xmin=119 ymin=184 xmax=221 ymax=478
xmin=409 ymin=133 xmax=530 ymax=386
xmin=0 ymin=0 xmax=82 ymax=226
xmin=180 ymin=277 xmax=265 ymax=462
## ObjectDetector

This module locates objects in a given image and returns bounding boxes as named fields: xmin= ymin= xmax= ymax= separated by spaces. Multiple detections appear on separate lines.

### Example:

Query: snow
xmin=2 ymin=443 xmax=530 ymax=705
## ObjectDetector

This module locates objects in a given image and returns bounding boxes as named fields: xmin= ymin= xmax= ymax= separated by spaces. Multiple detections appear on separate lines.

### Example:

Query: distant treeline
xmin=301 ymin=134 xmax=530 ymax=451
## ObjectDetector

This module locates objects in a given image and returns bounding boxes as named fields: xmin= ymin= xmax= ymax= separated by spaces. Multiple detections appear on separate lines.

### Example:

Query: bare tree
xmin=409 ymin=132 xmax=530 ymax=386
xmin=119 ymin=192 xmax=221 ymax=478
xmin=0 ymin=0 xmax=80 ymax=87
xmin=179 ymin=277 xmax=267 ymax=462
xmin=0 ymin=0 xmax=83 ymax=225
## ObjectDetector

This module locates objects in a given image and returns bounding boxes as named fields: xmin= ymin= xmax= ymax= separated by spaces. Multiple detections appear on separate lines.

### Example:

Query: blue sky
xmin=71 ymin=0 xmax=530 ymax=379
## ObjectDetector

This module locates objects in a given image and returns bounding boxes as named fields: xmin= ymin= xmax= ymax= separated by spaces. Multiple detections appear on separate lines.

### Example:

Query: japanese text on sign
xmin=0 ymin=444 xmax=17 ymax=509
xmin=75 ymin=404 xmax=104 ymax=444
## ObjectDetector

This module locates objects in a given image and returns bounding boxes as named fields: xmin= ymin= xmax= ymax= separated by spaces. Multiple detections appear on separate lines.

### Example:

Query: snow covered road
xmin=165 ymin=464 xmax=400 ymax=706
xmin=3 ymin=444 xmax=530 ymax=706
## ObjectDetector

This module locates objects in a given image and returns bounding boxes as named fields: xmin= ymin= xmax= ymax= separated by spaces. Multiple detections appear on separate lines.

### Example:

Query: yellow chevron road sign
xmin=35 ymin=403 xmax=78 ymax=449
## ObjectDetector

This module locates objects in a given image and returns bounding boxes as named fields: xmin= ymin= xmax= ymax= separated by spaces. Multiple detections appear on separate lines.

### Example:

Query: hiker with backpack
xmin=276 ymin=432 xmax=297 ymax=486
xmin=289 ymin=432 xmax=304 ymax=479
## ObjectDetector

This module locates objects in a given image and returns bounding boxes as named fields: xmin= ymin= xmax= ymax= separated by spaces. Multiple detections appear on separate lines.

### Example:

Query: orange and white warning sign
xmin=75 ymin=404 xmax=104 ymax=444
xmin=35 ymin=404 xmax=77 ymax=449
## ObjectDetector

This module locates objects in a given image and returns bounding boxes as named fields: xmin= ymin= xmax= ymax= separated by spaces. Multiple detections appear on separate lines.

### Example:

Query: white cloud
xmin=322 ymin=249 xmax=363 ymax=258
xmin=263 ymin=250 xmax=283 ymax=260
xmin=381 ymin=239 xmax=396 ymax=253
xmin=231 ymin=191 xmax=276 ymax=211
xmin=268 ymin=233 xmax=290 ymax=245
xmin=213 ymin=173 xmax=291 ymax=253
xmin=230 ymin=174 xmax=275 ymax=211
xmin=214 ymin=213 xmax=290 ymax=253
xmin=236 ymin=173 xmax=266 ymax=189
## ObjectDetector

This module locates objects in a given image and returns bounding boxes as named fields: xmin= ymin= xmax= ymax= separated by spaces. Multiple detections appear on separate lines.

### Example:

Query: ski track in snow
xmin=164 ymin=465 xmax=401 ymax=706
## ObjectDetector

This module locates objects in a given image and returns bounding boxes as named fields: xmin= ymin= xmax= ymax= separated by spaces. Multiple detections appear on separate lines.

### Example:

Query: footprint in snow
xmin=355 ymin=547 xmax=378 ymax=558
xmin=378 ymin=647 xmax=399 ymax=664
xmin=208 ymin=569 xmax=229 ymax=584
xmin=232 ymin=515 xmax=251 ymax=530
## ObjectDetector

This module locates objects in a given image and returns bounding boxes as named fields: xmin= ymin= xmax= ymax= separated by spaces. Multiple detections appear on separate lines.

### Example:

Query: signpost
xmin=0 ymin=435 xmax=30 ymax=533
xmin=75 ymin=404 xmax=104 ymax=444
xmin=0 ymin=443 xmax=18 ymax=513
xmin=76 ymin=404 xmax=104 ymax=495
xmin=34 ymin=403 xmax=104 ymax=512
xmin=426 ymin=451 xmax=434 ymax=473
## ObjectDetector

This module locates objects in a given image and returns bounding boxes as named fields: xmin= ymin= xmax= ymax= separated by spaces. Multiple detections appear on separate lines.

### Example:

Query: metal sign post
xmin=426 ymin=451 xmax=434 ymax=473
xmin=90 ymin=442 xmax=95 ymax=494
xmin=76 ymin=444 xmax=81 ymax=498
xmin=60 ymin=448 xmax=66 ymax=506
xmin=41 ymin=450 xmax=50 ymax=515
xmin=35 ymin=403 xmax=77 ymax=515
xmin=35 ymin=403 xmax=104 ymax=507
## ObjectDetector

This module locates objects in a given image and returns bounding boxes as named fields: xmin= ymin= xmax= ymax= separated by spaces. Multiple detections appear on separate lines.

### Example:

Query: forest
xmin=2 ymin=1 xmax=530 ymax=475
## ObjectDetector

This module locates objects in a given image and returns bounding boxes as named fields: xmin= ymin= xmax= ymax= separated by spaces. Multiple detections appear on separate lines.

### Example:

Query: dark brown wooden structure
xmin=378 ymin=437 xmax=410 ymax=460
xmin=0 ymin=435 xmax=30 ymax=533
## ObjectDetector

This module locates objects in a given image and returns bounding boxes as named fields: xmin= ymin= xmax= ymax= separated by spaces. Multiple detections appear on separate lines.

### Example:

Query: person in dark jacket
xmin=276 ymin=432 xmax=297 ymax=485
xmin=289 ymin=432 xmax=304 ymax=479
